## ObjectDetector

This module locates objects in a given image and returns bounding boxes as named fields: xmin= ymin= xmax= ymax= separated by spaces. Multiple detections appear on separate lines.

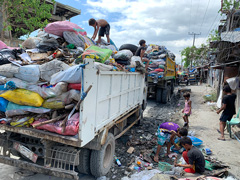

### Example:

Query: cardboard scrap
xmin=127 ymin=147 xmax=135 ymax=154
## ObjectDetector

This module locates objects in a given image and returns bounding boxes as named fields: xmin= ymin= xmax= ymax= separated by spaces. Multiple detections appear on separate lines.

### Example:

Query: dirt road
xmin=174 ymin=84 xmax=240 ymax=178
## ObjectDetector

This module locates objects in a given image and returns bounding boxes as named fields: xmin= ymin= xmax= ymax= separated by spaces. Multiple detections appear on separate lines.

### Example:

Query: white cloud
xmin=86 ymin=0 xmax=221 ymax=63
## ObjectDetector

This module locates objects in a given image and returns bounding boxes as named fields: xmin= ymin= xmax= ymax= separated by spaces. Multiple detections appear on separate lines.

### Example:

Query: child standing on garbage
xmin=216 ymin=84 xmax=236 ymax=141
xmin=182 ymin=92 xmax=191 ymax=128
xmin=154 ymin=122 xmax=188 ymax=162
xmin=88 ymin=18 xmax=110 ymax=44
xmin=135 ymin=39 xmax=150 ymax=69
xmin=175 ymin=137 xmax=205 ymax=174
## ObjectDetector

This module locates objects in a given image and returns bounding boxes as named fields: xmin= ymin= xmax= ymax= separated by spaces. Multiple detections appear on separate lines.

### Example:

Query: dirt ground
xmin=178 ymin=84 xmax=240 ymax=178
xmin=0 ymin=84 xmax=239 ymax=180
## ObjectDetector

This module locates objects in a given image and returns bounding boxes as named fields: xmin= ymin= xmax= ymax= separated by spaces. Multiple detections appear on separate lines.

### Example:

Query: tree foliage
xmin=181 ymin=44 xmax=209 ymax=68
xmin=221 ymin=0 xmax=240 ymax=12
xmin=0 ymin=0 xmax=55 ymax=39
xmin=207 ymin=29 xmax=220 ymax=42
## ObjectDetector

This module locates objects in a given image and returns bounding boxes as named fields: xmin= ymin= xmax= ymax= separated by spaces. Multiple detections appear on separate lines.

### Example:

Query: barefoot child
xmin=182 ymin=92 xmax=191 ymax=127
xmin=216 ymin=84 xmax=236 ymax=141
xmin=88 ymin=18 xmax=110 ymax=44
xmin=154 ymin=122 xmax=188 ymax=162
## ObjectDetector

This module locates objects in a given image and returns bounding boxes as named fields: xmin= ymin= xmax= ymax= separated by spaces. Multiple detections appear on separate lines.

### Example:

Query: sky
xmin=56 ymin=0 xmax=222 ymax=64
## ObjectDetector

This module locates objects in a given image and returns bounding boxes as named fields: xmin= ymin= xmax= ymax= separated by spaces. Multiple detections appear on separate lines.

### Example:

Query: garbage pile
xmin=145 ymin=44 xmax=175 ymax=78
xmin=0 ymin=21 xmax=145 ymax=136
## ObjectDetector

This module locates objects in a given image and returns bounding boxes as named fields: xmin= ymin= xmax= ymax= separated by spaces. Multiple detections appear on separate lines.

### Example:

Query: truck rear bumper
xmin=0 ymin=155 xmax=79 ymax=180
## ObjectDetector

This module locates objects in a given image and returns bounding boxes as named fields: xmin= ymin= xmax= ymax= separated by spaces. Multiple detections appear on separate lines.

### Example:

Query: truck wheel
xmin=90 ymin=133 xmax=115 ymax=177
xmin=170 ymin=83 xmax=174 ymax=94
xmin=156 ymin=88 xmax=162 ymax=103
xmin=77 ymin=148 xmax=91 ymax=175
xmin=161 ymin=88 xmax=168 ymax=104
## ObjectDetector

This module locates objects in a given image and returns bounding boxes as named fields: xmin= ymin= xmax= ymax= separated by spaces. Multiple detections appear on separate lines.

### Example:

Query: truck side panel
xmin=79 ymin=59 xmax=144 ymax=146
xmin=165 ymin=56 xmax=176 ymax=80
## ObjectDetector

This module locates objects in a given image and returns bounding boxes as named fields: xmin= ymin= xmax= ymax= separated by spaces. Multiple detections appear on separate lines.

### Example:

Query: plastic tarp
xmin=45 ymin=21 xmax=87 ymax=37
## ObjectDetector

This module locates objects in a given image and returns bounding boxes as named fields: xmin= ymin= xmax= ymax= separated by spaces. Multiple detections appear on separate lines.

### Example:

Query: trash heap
xmin=0 ymin=21 xmax=145 ymax=136
xmin=145 ymin=44 xmax=175 ymax=77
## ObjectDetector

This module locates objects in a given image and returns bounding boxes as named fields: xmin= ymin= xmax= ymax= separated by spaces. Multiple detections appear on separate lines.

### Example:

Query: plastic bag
xmin=50 ymin=65 xmax=82 ymax=85
xmin=0 ymin=89 xmax=44 ymax=107
xmin=68 ymin=83 xmax=81 ymax=91
xmin=0 ymin=76 xmax=7 ymax=84
xmin=5 ymin=102 xmax=50 ymax=117
xmin=83 ymin=36 xmax=95 ymax=47
xmin=63 ymin=31 xmax=85 ymax=49
xmin=45 ymin=21 xmax=87 ymax=37
xmin=0 ymin=49 xmax=17 ymax=65
xmin=42 ymin=99 xmax=65 ymax=109
xmin=100 ymin=45 xmax=117 ymax=52
xmin=39 ymin=60 xmax=70 ymax=82
xmin=113 ymin=50 xmax=133 ymax=61
xmin=0 ymin=97 xmax=8 ymax=112
xmin=49 ymin=89 xmax=80 ymax=105
xmin=76 ymin=46 xmax=112 ymax=64
xmin=0 ymin=40 xmax=18 ymax=50
xmin=14 ymin=65 xmax=40 ymax=83
xmin=10 ymin=117 xmax=34 ymax=127
xmin=27 ymin=85 xmax=56 ymax=99
xmin=94 ymin=62 xmax=113 ymax=71
xmin=22 ymin=37 xmax=42 ymax=49
xmin=32 ymin=112 xmax=79 ymax=136
xmin=0 ymin=64 xmax=19 ymax=78
xmin=130 ymin=56 xmax=144 ymax=67
xmin=6 ymin=78 xmax=29 ymax=89
xmin=37 ymin=38 xmax=59 ymax=52
xmin=51 ymin=82 xmax=68 ymax=96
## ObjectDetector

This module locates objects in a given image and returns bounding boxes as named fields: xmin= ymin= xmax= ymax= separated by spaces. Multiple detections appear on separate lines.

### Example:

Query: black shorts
xmin=99 ymin=24 xmax=110 ymax=36
xmin=220 ymin=113 xmax=233 ymax=122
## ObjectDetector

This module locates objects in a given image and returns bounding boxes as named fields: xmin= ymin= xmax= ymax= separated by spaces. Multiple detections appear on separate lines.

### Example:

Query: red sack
xmin=44 ymin=21 xmax=87 ymax=37
xmin=155 ymin=68 xmax=164 ymax=72
xmin=32 ymin=113 xmax=79 ymax=136
xmin=68 ymin=83 xmax=81 ymax=91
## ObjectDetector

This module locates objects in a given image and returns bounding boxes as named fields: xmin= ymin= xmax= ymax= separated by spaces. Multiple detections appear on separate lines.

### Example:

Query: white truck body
xmin=0 ymin=58 xmax=147 ymax=179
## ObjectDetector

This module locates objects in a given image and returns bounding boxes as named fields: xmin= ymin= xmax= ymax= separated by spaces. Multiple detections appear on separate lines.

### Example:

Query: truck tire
xmin=170 ymin=82 xmax=174 ymax=94
xmin=156 ymin=88 xmax=162 ymax=103
xmin=162 ymin=87 xmax=170 ymax=104
xmin=90 ymin=133 xmax=115 ymax=177
xmin=119 ymin=44 xmax=138 ymax=54
xmin=77 ymin=148 xmax=91 ymax=175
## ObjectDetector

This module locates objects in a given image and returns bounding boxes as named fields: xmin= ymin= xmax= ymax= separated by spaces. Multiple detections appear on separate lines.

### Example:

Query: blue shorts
xmin=157 ymin=128 xmax=171 ymax=146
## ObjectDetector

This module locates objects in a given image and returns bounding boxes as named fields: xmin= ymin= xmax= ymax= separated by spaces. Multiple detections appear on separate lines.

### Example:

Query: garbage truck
xmin=147 ymin=55 xmax=176 ymax=103
xmin=0 ymin=59 xmax=147 ymax=179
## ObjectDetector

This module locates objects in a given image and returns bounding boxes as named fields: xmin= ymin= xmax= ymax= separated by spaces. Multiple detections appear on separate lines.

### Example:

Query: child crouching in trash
xmin=154 ymin=122 xmax=188 ymax=162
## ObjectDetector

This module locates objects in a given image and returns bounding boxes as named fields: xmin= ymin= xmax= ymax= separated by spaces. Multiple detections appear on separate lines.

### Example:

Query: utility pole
xmin=188 ymin=32 xmax=201 ymax=68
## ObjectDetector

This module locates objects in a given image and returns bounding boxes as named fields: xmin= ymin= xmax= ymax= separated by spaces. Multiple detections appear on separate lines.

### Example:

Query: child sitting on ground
xmin=154 ymin=122 xmax=188 ymax=162
xmin=175 ymin=136 xmax=205 ymax=174
xmin=88 ymin=18 xmax=110 ymax=44
xmin=182 ymin=92 xmax=191 ymax=128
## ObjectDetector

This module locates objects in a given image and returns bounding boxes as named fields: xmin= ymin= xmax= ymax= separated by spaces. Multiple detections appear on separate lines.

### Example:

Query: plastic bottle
xmin=114 ymin=156 xmax=121 ymax=166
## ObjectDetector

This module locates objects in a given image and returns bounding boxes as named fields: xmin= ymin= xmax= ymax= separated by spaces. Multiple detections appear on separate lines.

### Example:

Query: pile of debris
xmin=0 ymin=20 xmax=146 ymax=136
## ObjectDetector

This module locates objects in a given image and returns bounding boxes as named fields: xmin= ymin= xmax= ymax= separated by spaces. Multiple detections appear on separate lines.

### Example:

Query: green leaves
xmin=0 ymin=0 xmax=55 ymax=38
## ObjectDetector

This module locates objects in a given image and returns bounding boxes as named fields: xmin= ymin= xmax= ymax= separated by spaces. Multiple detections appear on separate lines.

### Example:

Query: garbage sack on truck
xmin=42 ymin=100 xmax=65 ymax=109
xmin=50 ymin=65 xmax=82 ymax=85
xmin=5 ymin=102 xmax=50 ymax=117
xmin=63 ymin=31 xmax=85 ymax=49
xmin=14 ymin=65 xmax=40 ymax=83
xmin=27 ymin=85 xmax=56 ymax=99
xmin=0 ymin=40 xmax=18 ymax=50
xmin=83 ymin=36 xmax=95 ymax=47
xmin=0 ymin=49 xmax=18 ymax=65
xmin=130 ymin=56 xmax=144 ymax=67
xmin=37 ymin=38 xmax=59 ymax=53
xmin=11 ymin=117 xmax=34 ymax=127
xmin=0 ymin=97 xmax=8 ymax=112
xmin=76 ymin=45 xmax=112 ymax=64
xmin=94 ymin=62 xmax=113 ymax=71
xmin=32 ymin=112 xmax=80 ymax=136
xmin=22 ymin=37 xmax=42 ymax=49
xmin=0 ymin=64 xmax=19 ymax=78
xmin=48 ymin=89 xmax=80 ymax=105
xmin=0 ymin=89 xmax=44 ymax=107
xmin=44 ymin=21 xmax=87 ymax=37
xmin=113 ymin=50 xmax=133 ymax=61
xmin=39 ymin=60 xmax=70 ymax=82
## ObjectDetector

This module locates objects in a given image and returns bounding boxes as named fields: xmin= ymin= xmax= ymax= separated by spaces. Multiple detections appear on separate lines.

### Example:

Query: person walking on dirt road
xmin=216 ymin=84 xmax=236 ymax=141
xmin=182 ymin=92 xmax=192 ymax=128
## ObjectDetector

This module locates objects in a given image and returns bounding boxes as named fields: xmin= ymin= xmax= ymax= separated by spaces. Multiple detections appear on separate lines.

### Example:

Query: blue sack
xmin=0 ymin=97 xmax=9 ymax=112
xmin=188 ymin=136 xmax=203 ymax=146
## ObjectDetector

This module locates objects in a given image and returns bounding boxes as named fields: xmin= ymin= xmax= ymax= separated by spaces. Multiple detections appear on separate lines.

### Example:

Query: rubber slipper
xmin=217 ymin=138 xmax=226 ymax=141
